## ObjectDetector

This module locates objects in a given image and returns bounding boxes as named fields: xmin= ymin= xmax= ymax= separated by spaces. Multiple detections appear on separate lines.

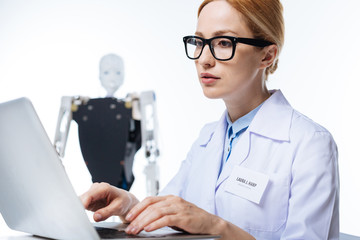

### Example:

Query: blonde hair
xmin=198 ymin=0 xmax=284 ymax=79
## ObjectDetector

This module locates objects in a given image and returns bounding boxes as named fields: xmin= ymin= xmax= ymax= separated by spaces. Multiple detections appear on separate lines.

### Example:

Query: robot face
xmin=99 ymin=54 xmax=125 ymax=96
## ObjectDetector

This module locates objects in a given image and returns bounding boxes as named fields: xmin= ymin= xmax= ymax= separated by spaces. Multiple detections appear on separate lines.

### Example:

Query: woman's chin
xmin=202 ymin=89 xmax=222 ymax=99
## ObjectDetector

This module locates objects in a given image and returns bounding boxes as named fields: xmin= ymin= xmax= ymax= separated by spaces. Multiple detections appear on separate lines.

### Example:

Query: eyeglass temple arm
xmin=236 ymin=37 xmax=273 ymax=47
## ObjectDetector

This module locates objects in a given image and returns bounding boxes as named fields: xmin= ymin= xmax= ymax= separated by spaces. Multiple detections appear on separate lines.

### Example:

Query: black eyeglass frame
xmin=183 ymin=35 xmax=274 ymax=61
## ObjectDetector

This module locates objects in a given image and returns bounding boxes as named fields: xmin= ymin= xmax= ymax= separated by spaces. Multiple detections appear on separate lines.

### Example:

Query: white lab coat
xmin=160 ymin=90 xmax=339 ymax=240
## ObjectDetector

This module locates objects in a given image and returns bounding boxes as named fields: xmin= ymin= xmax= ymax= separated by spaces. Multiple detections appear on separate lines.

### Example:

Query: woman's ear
xmin=260 ymin=45 xmax=278 ymax=69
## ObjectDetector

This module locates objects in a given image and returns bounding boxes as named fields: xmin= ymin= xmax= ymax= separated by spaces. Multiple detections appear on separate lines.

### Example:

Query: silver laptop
xmin=0 ymin=98 xmax=219 ymax=240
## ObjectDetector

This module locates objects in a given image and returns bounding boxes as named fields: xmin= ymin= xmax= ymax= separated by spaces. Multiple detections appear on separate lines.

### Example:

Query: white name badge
xmin=225 ymin=165 xmax=269 ymax=204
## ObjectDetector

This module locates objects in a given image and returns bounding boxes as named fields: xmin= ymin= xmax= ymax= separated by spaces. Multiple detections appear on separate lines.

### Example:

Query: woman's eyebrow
xmin=213 ymin=30 xmax=238 ymax=36
xmin=194 ymin=30 xmax=239 ymax=37
xmin=194 ymin=31 xmax=204 ymax=37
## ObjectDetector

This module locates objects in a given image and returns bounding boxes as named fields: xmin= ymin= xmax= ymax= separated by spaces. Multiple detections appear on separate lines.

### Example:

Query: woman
xmin=80 ymin=0 xmax=339 ymax=239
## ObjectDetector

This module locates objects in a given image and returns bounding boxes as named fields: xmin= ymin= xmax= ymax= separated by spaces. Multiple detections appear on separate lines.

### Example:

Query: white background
xmin=1 ymin=0 xmax=360 ymax=237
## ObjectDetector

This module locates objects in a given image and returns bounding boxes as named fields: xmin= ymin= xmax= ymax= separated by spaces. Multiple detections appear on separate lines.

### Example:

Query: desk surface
xmin=0 ymin=227 xmax=34 ymax=240
xmin=0 ymin=226 xmax=33 ymax=239
xmin=0 ymin=236 xmax=40 ymax=240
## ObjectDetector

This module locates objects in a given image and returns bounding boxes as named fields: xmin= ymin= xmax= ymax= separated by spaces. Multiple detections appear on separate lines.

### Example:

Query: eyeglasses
xmin=183 ymin=35 xmax=273 ymax=61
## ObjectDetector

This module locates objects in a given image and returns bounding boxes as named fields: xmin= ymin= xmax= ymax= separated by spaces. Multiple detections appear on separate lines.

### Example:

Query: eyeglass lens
xmin=185 ymin=37 xmax=234 ymax=60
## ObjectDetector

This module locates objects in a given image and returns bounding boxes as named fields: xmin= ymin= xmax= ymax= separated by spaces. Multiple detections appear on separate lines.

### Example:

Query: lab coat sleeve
xmin=158 ymin=152 xmax=192 ymax=197
xmin=281 ymin=130 xmax=339 ymax=239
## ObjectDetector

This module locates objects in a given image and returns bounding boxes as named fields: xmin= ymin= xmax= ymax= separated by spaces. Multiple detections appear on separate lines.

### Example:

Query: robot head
xmin=99 ymin=54 xmax=124 ymax=97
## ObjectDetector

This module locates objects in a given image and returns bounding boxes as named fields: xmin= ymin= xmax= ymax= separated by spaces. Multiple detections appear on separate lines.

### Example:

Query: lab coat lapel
xmin=195 ymin=112 xmax=227 ymax=212
xmin=215 ymin=90 xmax=293 ymax=188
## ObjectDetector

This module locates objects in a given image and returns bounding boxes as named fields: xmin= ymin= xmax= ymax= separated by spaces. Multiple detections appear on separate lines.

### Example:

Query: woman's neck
xmin=225 ymin=87 xmax=270 ymax=123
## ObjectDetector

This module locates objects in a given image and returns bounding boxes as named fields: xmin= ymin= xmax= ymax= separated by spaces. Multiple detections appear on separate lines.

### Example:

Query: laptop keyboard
xmin=95 ymin=226 xmax=154 ymax=239
xmin=95 ymin=226 xmax=209 ymax=239
xmin=95 ymin=226 xmax=131 ymax=239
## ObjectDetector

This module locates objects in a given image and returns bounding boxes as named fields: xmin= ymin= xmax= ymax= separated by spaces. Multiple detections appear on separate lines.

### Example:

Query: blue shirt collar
xmin=225 ymin=103 xmax=263 ymax=139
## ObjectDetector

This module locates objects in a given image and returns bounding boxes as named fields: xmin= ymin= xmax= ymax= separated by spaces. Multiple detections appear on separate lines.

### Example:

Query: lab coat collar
xmin=198 ymin=112 xmax=227 ymax=146
xmin=198 ymin=90 xmax=293 ymax=145
xmin=248 ymin=89 xmax=293 ymax=142
xmin=215 ymin=90 xmax=293 ymax=187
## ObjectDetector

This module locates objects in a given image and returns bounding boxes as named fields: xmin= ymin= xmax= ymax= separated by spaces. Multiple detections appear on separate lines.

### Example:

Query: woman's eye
xmin=187 ymin=38 xmax=202 ymax=47
xmin=195 ymin=40 xmax=203 ymax=47
xmin=218 ymin=40 xmax=232 ymax=48
xmin=191 ymin=39 xmax=202 ymax=47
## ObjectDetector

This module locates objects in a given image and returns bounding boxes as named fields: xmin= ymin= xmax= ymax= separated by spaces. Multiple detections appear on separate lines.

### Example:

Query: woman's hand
xmin=80 ymin=182 xmax=139 ymax=223
xmin=124 ymin=195 xmax=222 ymax=235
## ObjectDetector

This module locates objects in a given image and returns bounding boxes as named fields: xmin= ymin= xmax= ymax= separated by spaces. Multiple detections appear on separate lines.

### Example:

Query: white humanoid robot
xmin=54 ymin=54 xmax=160 ymax=196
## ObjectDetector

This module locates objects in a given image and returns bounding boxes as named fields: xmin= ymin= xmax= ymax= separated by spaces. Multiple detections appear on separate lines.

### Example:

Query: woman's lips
xmin=200 ymin=73 xmax=220 ymax=84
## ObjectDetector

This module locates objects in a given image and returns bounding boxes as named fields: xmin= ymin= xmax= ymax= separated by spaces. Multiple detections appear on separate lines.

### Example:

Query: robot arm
xmin=139 ymin=91 xmax=160 ymax=162
xmin=54 ymin=96 xmax=74 ymax=158
xmin=54 ymin=96 xmax=89 ymax=158
xmin=127 ymin=90 xmax=160 ymax=161
xmin=134 ymin=91 xmax=160 ymax=196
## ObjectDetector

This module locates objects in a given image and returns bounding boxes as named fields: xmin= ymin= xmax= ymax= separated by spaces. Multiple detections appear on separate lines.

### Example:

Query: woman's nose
xmin=197 ymin=45 xmax=215 ymax=67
